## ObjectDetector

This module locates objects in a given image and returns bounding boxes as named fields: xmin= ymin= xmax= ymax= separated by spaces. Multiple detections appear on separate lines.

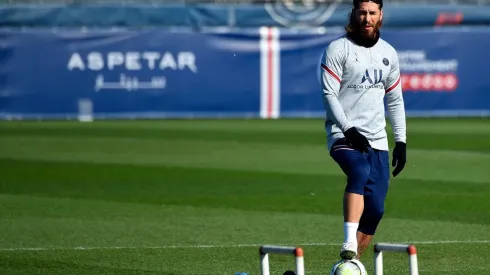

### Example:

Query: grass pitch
xmin=0 ymin=118 xmax=489 ymax=274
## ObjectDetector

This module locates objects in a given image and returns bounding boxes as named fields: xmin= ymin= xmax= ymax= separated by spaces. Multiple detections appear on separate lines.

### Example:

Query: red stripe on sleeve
xmin=386 ymin=77 xmax=401 ymax=93
xmin=321 ymin=63 xmax=341 ymax=83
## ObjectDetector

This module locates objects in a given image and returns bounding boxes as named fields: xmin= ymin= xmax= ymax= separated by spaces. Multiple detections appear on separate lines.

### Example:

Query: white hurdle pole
xmin=374 ymin=243 xmax=418 ymax=275
xmin=260 ymin=245 xmax=305 ymax=275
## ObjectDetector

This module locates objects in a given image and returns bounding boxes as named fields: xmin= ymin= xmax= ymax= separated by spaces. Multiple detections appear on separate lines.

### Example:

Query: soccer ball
xmin=330 ymin=259 xmax=367 ymax=275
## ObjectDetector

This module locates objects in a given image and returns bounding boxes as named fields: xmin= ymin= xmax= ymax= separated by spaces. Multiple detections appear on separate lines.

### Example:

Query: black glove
xmin=392 ymin=142 xmax=406 ymax=177
xmin=344 ymin=127 xmax=370 ymax=153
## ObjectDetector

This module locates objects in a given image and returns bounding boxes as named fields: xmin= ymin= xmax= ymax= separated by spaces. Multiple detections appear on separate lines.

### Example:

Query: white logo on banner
xmin=265 ymin=0 xmax=343 ymax=27
xmin=397 ymin=50 xmax=459 ymax=92
xmin=67 ymin=51 xmax=197 ymax=92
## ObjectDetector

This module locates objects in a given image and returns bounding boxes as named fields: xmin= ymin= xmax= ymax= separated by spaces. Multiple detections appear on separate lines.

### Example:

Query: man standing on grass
xmin=319 ymin=0 xmax=407 ymax=260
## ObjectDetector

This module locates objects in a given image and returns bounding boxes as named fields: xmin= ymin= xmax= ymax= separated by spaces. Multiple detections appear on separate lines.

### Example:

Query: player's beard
xmin=346 ymin=11 xmax=382 ymax=41
xmin=345 ymin=11 xmax=382 ymax=47
xmin=359 ymin=19 xmax=382 ymax=39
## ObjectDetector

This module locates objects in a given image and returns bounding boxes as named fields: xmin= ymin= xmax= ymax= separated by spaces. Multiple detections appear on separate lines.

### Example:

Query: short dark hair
xmin=352 ymin=0 xmax=383 ymax=9
xmin=345 ymin=1 xmax=383 ymax=34
xmin=345 ymin=9 xmax=356 ymax=34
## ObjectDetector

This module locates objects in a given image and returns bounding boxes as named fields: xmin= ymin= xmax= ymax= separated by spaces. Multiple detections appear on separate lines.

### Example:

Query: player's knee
xmin=345 ymin=163 xmax=370 ymax=194
xmin=358 ymin=202 xmax=384 ymax=235
xmin=371 ymin=203 xmax=385 ymax=221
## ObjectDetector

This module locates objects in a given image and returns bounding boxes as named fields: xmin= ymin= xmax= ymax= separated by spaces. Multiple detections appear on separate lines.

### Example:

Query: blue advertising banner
xmin=279 ymin=27 xmax=490 ymax=117
xmin=1 ymin=27 xmax=490 ymax=120
xmin=0 ymin=29 xmax=262 ymax=119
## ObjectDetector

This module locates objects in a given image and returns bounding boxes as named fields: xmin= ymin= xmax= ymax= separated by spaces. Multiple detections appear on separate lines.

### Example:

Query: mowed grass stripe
xmin=1 ymin=119 xmax=489 ymax=151
xmin=1 ymin=159 xmax=490 ymax=226
xmin=3 ymin=240 xmax=490 ymax=251
xmin=0 ymin=136 xmax=489 ymax=184
xmin=2 ymin=243 xmax=490 ymax=275
xmin=1 ymin=194 xmax=489 ymax=250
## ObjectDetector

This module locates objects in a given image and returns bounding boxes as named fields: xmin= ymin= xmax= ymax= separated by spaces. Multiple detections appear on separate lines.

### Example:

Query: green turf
xmin=0 ymin=118 xmax=489 ymax=274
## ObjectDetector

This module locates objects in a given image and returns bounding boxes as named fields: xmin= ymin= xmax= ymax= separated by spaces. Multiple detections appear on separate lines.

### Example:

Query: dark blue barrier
xmin=0 ymin=29 xmax=262 ymax=119
xmin=1 ymin=27 xmax=490 ymax=119
xmin=0 ymin=3 xmax=489 ymax=28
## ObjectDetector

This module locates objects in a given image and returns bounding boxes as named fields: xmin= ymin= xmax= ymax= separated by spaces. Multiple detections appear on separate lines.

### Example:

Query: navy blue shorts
xmin=330 ymin=138 xmax=390 ymax=235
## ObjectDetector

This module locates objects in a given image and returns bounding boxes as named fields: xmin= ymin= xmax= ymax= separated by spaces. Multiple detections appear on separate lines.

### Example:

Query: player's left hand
xmin=392 ymin=142 xmax=406 ymax=177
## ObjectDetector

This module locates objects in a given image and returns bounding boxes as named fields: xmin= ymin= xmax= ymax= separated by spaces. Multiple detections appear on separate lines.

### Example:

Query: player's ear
xmin=379 ymin=9 xmax=383 ymax=21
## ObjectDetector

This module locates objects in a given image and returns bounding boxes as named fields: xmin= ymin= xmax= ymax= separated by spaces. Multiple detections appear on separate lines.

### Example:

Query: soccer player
xmin=319 ymin=0 xmax=407 ymax=260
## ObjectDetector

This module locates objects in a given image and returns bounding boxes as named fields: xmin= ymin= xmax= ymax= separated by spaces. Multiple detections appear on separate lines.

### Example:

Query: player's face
xmin=355 ymin=2 xmax=383 ymax=38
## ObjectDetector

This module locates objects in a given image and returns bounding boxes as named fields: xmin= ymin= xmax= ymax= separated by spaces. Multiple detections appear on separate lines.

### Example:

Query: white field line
xmin=0 ymin=239 xmax=489 ymax=252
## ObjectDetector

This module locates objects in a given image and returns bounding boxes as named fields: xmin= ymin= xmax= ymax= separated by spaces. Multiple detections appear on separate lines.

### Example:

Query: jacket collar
xmin=347 ymin=31 xmax=380 ymax=48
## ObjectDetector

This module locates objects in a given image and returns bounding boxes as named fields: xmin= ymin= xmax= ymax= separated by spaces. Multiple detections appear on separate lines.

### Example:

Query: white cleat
xmin=339 ymin=242 xmax=357 ymax=260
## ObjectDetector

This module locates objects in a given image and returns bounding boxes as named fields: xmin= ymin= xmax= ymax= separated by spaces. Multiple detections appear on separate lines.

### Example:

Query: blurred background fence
xmin=1 ymin=0 xmax=490 ymax=119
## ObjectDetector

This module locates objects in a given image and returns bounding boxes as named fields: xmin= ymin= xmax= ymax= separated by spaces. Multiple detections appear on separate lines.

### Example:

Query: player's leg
xmin=341 ymin=192 xmax=364 ymax=259
xmin=356 ymin=149 xmax=390 ymax=259
xmin=356 ymin=230 xmax=373 ymax=259
xmin=330 ymin=138 xmax=370 ymax=260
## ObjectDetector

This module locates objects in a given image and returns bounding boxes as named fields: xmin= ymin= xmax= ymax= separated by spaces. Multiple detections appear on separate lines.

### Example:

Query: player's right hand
xmin=344 ymin=127 xmax=371 ymax=153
